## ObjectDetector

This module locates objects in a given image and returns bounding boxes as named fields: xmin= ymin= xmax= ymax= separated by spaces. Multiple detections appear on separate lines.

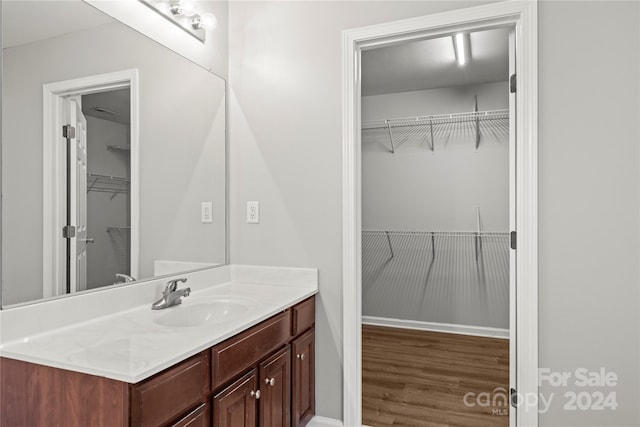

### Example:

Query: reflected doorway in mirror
xmin=42 ymin=70 xmax=140 ymax=299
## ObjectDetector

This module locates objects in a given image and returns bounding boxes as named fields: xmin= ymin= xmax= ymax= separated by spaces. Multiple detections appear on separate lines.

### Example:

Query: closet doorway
xmin=342 ymin=3 xmax=538 ymax=427
xmin=360 ymin=26 xmax=513 ymax=426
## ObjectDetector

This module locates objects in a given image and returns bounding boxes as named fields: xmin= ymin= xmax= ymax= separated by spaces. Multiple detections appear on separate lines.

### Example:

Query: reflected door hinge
xmin=62 ymin=225 xmax=76 ymax=238
xmin=510 ymin=74 xmax=517 ymax=93
xmin=510 ymin=388 xmax=518 ymax=408
xmin=62 ymin=125 xmax=76 ymax=139
xmin=510 ymin=231 xmax=517 ymax=250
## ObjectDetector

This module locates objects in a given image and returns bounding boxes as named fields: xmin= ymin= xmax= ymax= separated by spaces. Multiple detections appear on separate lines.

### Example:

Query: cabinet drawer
xmin=292 ymin=296 xmax=315 ymax=336
xmin=131 ymin=352 xmax=209 ymax=427
xmin=211 ymin=311 xmax=291 ymax=390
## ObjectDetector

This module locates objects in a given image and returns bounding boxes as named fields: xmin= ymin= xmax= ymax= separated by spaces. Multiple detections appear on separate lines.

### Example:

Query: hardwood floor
xmin=362 ymin=325 xmax=509 ymax=427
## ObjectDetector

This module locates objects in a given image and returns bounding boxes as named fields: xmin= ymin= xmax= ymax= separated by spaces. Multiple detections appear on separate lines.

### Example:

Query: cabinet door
xmin=292 ymin=328 xmax=315 ymax=427
xmin=213 ymin=370 xmax=258 ymax=427
xmin=259 ymin=346 xmax=291 ymax=427
xmin=172 ymin=403 xmax=210 ymax=427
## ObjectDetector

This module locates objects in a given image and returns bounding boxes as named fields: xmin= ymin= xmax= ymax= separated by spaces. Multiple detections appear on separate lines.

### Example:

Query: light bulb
xmin=199 ymin=13 xmax=217 ymax=30
xmin=193 ymin=13 xmax=217 ymax=30
xmin=179 ymin=1 xmax=196 ymax=17
xmin=170 ymin=0 xmax=196 ymax=17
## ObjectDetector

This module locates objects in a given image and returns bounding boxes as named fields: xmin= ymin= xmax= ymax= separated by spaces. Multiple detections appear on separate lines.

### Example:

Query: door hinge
xmin=510 ymin=388 xmax=518 ymax=408
xmin=62 ymin=125 xmax=76 ymax=139
xmin=62 ymin=225 xmax=76 ymax=238
xmin=510 ymin=73 xmax=517 ymax=93
xmin=510 ymin=231 xmax=517 ymax=250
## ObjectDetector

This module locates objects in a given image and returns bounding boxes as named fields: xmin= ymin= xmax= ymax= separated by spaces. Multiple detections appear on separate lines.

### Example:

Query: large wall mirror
xmin=1 ymin=1 xmax=226 ymax=307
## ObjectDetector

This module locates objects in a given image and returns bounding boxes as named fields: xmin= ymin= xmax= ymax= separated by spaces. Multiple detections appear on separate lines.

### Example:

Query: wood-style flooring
xmin=362 ymin=325 xmax=509 ymax=427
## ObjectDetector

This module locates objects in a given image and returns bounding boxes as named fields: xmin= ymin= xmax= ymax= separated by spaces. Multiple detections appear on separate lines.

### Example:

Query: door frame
xmin=42 ymin=69 xmax=140 ymax=298
xmin=342 ymin=2 xmax=538 ymax=426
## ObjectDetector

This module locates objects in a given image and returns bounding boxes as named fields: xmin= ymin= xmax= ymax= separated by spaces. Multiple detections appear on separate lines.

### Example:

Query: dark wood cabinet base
xmin=1 ymin=296 xmax=315 ymax=427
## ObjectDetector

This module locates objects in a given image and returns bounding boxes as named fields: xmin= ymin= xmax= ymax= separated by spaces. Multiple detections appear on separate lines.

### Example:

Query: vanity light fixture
xmin=139 ymin=0 xmax=216 ymax=43
xmin=453 ymin=33 xmax=471 ymax=66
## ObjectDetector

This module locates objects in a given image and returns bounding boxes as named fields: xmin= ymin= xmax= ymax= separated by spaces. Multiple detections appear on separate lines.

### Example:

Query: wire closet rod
xmin=361 ymin=109 xmax=509 ymax=130
xmin=363 ymin=229 xmax=509 ymax=267
xmin=363 ymin=230 xmax=509 ymax=236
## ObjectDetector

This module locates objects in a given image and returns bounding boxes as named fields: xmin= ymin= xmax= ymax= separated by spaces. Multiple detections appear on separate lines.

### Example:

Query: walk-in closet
xmin=361 ymin=27 xmax=512 ymax=426
xmin=82 ymin=89 xmax=132 ymax=289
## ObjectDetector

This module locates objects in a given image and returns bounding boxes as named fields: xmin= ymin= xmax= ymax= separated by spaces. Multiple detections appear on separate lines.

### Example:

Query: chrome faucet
xmin=115 ymin=273 xmax=136 ymax=283
xmin=151 ymin=278 xmax=191 ymax=310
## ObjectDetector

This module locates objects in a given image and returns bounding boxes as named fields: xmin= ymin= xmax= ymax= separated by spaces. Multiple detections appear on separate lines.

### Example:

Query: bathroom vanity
xmin=0 ymin=266 xmax=317 ymax=427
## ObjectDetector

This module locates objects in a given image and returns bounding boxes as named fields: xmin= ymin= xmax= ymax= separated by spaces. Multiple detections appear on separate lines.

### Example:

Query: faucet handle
xmin=165 ymin=278 xmax=187 ymax=292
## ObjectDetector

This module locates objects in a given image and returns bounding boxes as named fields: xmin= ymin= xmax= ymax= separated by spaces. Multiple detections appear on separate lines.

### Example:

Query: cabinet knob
xmin=297 ymin=353 xmax=305 ymax=361
xmin=250 ymin=390 xmax=261 ymax=399
xmin=265 ymin=377 xmax=275 ymax=386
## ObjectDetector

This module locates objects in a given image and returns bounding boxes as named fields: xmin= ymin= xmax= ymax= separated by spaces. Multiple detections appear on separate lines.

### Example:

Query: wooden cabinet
xmin=211 ymin=311 xmax=291 ymax=390
xmin=0 ymin=296 xmax=316 ymax=427
xmin=213 ymin=345 xmax=292 ymax=427
xmin=292 ymin=328 xmax=315 ymax=427
xmin=213 ymin=370 xmax=258 ymax=427
xmin=259 ymin=346 xmax=291 ymax=427
xmin=131 ymin=353 xmax=210 ymax=427
xmin=173 ymin=403 xmax=210 ymax=427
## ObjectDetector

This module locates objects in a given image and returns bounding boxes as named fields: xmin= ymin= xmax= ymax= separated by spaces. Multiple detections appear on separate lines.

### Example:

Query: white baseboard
xmin=362 ymin=315 xmax=509 ymax=339
xmin=307 ymin=416 xmax=344 ymax=427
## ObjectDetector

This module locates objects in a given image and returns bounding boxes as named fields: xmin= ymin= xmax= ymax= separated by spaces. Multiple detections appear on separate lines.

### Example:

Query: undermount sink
xmin=154 ymin=296 xmax=258 ymax=327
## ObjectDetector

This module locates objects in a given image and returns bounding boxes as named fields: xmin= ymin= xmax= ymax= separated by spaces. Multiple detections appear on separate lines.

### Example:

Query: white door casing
xmin=508 ymin=27 xmax=517 ymax=427
xmin=42 ymin=69 xmax=140 ymax=298
xmin=342 ymin=2 xmax=538 ymax=426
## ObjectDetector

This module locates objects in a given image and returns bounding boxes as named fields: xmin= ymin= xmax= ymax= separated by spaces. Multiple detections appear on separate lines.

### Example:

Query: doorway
xmin=342 ymin=3 xmax=538 ymax=427
xmin=360 ymin=25 xmax=512 ymax=426
xmin=42 ymin=69 xmax=140 ymax=298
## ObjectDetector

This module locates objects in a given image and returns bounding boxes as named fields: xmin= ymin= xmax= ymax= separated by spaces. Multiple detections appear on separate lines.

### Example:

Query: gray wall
xmin=229 ymin=1 xmax=640 ymax=425
xmin=2 ymin=19 xmax=226 ymax=305
xmin=362 ymin=82 xmax=509 ymax=231
xmin=228 ymin=0 xmax=500 ymax=420
xmin=538 ymin=1 xmax=640 ymax=425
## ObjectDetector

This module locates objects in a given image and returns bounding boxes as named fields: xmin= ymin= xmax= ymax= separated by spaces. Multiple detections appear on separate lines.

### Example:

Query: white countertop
xmin=0 ymin=267 xmax=317 ymax=383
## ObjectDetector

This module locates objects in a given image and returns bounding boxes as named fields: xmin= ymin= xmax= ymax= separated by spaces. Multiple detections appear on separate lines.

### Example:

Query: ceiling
xmin=361 ymin=27 xmax=510 ymax=96
xmin=82 ymin=88 xmax=131 ymax=126
xmin=2 ymin=1 xmax=112 ymax=48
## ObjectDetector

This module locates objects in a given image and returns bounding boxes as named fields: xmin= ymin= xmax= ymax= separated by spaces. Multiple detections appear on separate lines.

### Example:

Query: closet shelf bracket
xmin=385 ymin=231 xmax=395 ymax=259
xmin=385 ymin=120 xmax=396 ymax=154
xmin=474 ymin=95 xmax=481 ymax=150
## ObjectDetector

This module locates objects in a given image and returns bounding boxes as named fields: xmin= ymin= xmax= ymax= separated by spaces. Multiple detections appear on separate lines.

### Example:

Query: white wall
xmin=229 ymin=1 xmax=640 ymax=424
xmin=228 ymin=0 xmax=501 ymax=420
xmin=0 ymin=4 xmax=3 ymax=307
xmin=362 ymin=82 xmax=509 ymax=231
xmin=2 ymin=21 xmax=226 ymax=305
xmin=538 ymin=1 xmax=640 ymax=425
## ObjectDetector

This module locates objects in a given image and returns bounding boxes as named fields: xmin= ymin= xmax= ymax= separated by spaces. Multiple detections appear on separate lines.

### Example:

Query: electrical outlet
xmin=247 ymin=201 xmax=259 ymax=223
xmin=201 ymin=202 xmax=213 ymax=223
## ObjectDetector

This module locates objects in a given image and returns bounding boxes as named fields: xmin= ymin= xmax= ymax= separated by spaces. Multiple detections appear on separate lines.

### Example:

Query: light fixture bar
xmin=139 ymin=0 xmax=213 ymax=43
